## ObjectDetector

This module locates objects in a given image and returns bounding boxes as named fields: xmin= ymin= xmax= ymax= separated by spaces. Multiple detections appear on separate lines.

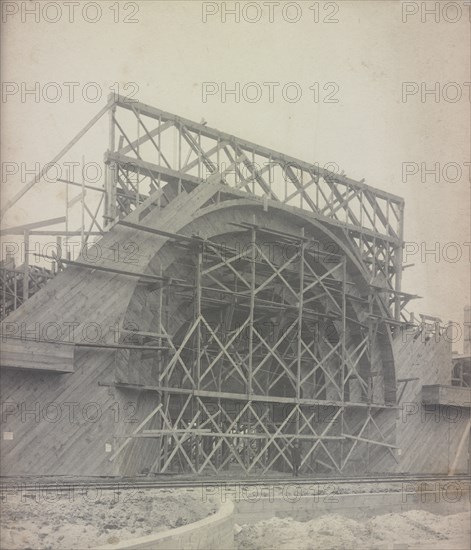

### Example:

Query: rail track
xmin=1 ymin=473 xmax=469 ymax=493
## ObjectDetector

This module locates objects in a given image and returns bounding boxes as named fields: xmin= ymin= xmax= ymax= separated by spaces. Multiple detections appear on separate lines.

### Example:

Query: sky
xmin=1 ymin=0 xmax=470 ymax=347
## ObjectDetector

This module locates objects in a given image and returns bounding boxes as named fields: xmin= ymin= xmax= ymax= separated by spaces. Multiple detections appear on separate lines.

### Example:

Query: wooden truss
xmin=104 ymin=96 xmax=405 ymax=317
xmin=1 ymin=94 xmax=406 ymax=322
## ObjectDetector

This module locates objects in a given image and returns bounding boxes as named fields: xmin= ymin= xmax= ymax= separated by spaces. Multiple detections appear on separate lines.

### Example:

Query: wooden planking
xmin=0 ymin=184 xmax=222 ymax=476
xmin=0 ymin=339 xmax=74 ymax=373
xmin=386 ymin=328 xmax=470 ymax=474
xmin=1 ymin=348 xmax=117 ymax=475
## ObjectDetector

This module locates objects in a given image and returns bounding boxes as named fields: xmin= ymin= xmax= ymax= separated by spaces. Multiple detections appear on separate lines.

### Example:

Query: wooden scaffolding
xmin=1 ymin=95 xmax=410 ymax=475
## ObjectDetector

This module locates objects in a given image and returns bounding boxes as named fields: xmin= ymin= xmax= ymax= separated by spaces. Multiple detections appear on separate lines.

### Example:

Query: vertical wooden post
xmin=394 ymin=203 xmax=405 ymax=322
xmin=157 ymin=115 xmax=162 ymax=208
xmin=341 ymin=255 xmax=347 ymax=401
xmin=296 ymin=228 xmax=305 ymax=437
xmin=366 ymin=407 xmax=371 ymax=472
xmin=360 ymin=191 xmax=364 ymax=226
xmin=135 ymin=105 xmax=140 ymax=207
xmin=105 ymin=103 xmax=117 ymax=226
xmin=155 ymin=267 xmax=164 ymax=474
xmin=13 ymin=270 xmax=17 ymax=311
xmin=196 ymin=245 xmax=202 ymax=389
xmin=2 ymin=264 xmax=6 ymax=317
xmin=178 ymin=124 xmax=182 ymax=172
xmin=340 ymin=254 xmax=347 ymax=468
xmin=245 ymin=405 xmax=250 ymax=471
xmin=162 ymin=279 xmax=170 ymax=470
xmin=368 ymin=292 xmax=374 ymax=403
xmin=252 ymin=148 xmax=256 ymax=195
xmin=23 ymin=230 xmax=29 ymax=302
xmin=81 ymin=155 xmax=85 ymax=248
xmin=55 ymin=236 xmax=62 ymax=274
xmin=243 ymin=225 xmax=257 ymax=471
xmin=248 ymin=226 xmax=256 ymax=396
xmin=372 ymin=237 xmax=376 ymax=280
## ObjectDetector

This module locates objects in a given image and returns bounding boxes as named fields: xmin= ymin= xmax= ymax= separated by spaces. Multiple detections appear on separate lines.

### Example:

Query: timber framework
xmin=1 ymin=95 xmax=469 ymax=477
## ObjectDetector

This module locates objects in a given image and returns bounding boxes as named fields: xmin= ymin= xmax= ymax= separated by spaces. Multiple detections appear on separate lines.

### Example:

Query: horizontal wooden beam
xmin=141 ymin=428 xmax=211 ymax=437
xmin=106 ymin=151 xmax=201 ymax=189
xmin=118 ymin=220 xmax=201 ymax=244
xmin=109 ymin=382 xmax=399 ymax=409
xmin=341 ymin=433 xmax=399 ymax=449
xmin=56 ymin=179 xmax=105 ymax=193
xmin=75 ymin=342 xmax=167 ymax=351
xmin=32 ymin=254 xmax=162 ymax=283
xmin=1 ymin=217 xmax=66 ymax=234
xmin=1 ymin=336 xmax=167 ymax=352
xmin=2 ymin=230 xmax=102 ymax=237
xmin=120 ymin=329 xmax=169 ymax=340
xmin=133 ymin=431 xmax=343 ymax=440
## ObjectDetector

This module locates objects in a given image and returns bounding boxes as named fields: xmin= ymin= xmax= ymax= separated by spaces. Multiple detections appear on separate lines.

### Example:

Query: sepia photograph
xmin=0 ymin=1 xmax=470 ymax=549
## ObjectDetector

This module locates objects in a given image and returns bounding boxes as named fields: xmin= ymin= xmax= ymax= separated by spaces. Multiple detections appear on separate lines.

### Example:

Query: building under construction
xmin=1 ymin=95 xmax=470 ymax=478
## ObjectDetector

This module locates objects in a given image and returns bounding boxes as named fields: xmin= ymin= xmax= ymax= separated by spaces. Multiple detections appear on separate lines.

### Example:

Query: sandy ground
xmin=235 ymin=510 xmax=471 ymax=550
xmin=0 ymin=487 xmax=216 ymax=549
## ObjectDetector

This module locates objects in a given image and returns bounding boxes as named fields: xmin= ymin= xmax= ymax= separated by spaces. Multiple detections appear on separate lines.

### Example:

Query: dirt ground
xmin=0 ymin=487 xmax=217 ymax=549
xmin=235 ymin=510 xmax=471 ymax=550
xmin=2 ymin=482 xmax=469 ymax=550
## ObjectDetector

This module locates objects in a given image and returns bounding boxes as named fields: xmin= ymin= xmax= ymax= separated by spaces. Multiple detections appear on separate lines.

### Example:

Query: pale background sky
xmin=1 ymin=1 xmax=470 ymax=347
